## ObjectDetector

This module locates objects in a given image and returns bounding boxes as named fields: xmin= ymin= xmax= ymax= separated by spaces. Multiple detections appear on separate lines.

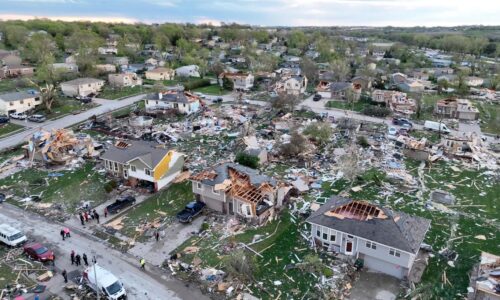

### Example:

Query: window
xmin=322 ymin=233 xmax=327 ymax=240
xmin=145 ymin=169 xmax=151 ymax=176
xmin=389 ymin=248 xmax=401 ymax=257
xmin=113 ymin=162 xmax=118 ymax=171
xmin=316 ymin=230 xmax=320 ymax=237
xmin=130 ymin=165 xmax=136 ymax=172
xmin=197 ymin=182 xmax=202 ymax=189
xmin=330 ymin=234 xmax=336 ymax=242
xmin=366 ymin=241 xmax=377 ymax=250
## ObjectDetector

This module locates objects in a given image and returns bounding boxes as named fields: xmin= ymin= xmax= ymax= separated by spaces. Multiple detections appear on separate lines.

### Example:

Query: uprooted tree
xmin=26 ymin=54 xmax=61 ymax=113
xmin=221 ymin=249 xmax=258 ymax=282
xmin=303 ymin=122 xmax=333 ymax=146
xmin=235 ymin=152 xmax=260 ymax=169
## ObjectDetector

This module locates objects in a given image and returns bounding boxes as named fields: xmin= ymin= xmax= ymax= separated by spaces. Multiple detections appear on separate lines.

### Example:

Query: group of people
xmin=79 ymin=209 xmax=100 ymax=226
xmin=59 ymin=228 xmax=71 ymax=240
xmin=70 ymin=250 xmax=90 ymax=267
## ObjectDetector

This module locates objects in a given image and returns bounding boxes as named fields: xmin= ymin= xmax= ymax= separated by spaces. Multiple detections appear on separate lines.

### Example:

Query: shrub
xmin=362 ymin=106 xmax=392 ymax=117
xmin=200 ymin=222 xmax=210 ymax=232
xmin=104 ymin=180 xmax=117 ymax=193
xmin=183 ymin=78 xmax=211 ymax=90
xmin=357 ymin=136 xmax=370 ymax=148
xmin=235 ymin=152 xmax=260 ymax=169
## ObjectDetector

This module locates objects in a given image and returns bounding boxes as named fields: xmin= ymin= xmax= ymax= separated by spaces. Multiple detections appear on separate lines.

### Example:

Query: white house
xmin=98 ymin=47 xmax=118 ymax=55
xmin=108 ymin=72 xmax=143 ymax=88
xmin=0 ymin=91 xmax=41 ymax=114
xmin=218 ymin=72 xmax=254 ymax=91
xmin=175 ymin=65 xmax=200 ymax=78
xmin=60 ymin=78 xmax=105 ymax=97
xmin=144 ymin=90 xmax=201 ymax=114
xmin=51 ymin=63 xmax=79 ymax=73
xmin=275 ymin=75 xmax=308 ymax=95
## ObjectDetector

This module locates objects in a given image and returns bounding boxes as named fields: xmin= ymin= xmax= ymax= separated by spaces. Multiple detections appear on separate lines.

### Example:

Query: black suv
xmin=0 ymin=115 xmax=9 ymax=124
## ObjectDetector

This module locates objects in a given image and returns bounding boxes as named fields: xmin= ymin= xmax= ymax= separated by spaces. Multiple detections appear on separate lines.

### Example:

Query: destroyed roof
xmin=307 ymin=196 xmax=430 ymax=254
xmin=146 ymin=91 xmax=199 ymax=104
xmin=0 ymin=91 xmax=39 ymax=102
xmin=190 ymin=162 xmax=276 ymax=187
xmin=101 ymin=140 xmax=170 ymax=168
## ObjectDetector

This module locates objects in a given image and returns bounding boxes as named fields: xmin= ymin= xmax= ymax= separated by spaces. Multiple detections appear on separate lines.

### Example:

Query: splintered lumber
xmin=240 ymin=243 xmax=263 ymax=258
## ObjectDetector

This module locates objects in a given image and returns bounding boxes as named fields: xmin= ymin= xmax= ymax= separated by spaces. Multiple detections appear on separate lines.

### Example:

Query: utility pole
xmin=93 ymin=256 xmax=99 ymax=300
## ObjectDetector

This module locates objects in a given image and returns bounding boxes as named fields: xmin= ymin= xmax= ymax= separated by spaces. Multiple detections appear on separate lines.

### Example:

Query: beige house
xmin=275 ymin=75 xmax=308 ymax=95
xmin=0 ymin=65 xmax=35 ymax=79
xmin=0 ymin=91 xmax=41 ymax=114
xmin=96 ymin=64 xmax=117 ymax=74
xmin=372 ymin=89 xmax=416 ymax=115
xmin=108 ymin=72 xmax=143 ymax=88
xmin=60 ymin=78 xmax=105 ymax=97
xmin=145 ymin=67 xmax=175 ymax=81
xmin=218 ymin=72 xmax=255 ymax=91
xmin=0 ymin=51 xmax=22 ymax=67
xmin=435 ymin=98 xmax=479 ymax=120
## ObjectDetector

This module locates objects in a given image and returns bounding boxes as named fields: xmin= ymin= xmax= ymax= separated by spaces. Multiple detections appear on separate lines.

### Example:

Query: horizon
xmin=2 ymin=0 xmax=500 ymax=27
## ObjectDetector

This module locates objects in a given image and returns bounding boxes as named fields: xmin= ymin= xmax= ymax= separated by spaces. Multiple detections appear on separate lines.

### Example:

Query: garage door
xmin=363 ymin=256 xmax=405 ymax=279
xmin=202 ymin=196 xmax=224 ymax=212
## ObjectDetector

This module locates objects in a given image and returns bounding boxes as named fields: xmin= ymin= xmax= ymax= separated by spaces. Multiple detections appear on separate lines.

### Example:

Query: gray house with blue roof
xmin=307 ymin=196 xmax=430 ymax=279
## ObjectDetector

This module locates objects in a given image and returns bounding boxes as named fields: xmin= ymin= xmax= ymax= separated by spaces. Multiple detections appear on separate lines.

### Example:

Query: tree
xmin=489 ymin=74 xmax=500 ymax=90
xmin=279 ymin=130 xmax=307 ymax=157
xmin=329 ymin=59 xmax=350 ymax=82
xmin=303 ymin=122 xmax=332 ymax=146
xmin=27 ymin=54 xmax=61 ymax=112
xmin=235 ymin=152 xmax=259 ymax=169
xmin=338 ymin=142 xmax=362 ymax=185
xmin=300 ymin=57 xmax=318 ymax=86
xmin=288 ymin=30 xmax=308 ymax=50
xmin=23 ymin=32 xmax=57 ymax=64
xmin=271 ymin=93 xmax=300 ymax=113
xmin=437 ymin=79 xmax=449 ymax=93
xmin=221 ymin=250 xmax=257 ymax=282
xmin=456 ymin=70 xmax=470 ymax=95
xmin=67 ymin=30 xmax=103 ymax=76
xmin=222 ymin=77 xmax=233 ymax=91
xmin=4 ymin=25 xmax=28 ymax=48
xmin=209 ymin=62 xmax=225 ymax=78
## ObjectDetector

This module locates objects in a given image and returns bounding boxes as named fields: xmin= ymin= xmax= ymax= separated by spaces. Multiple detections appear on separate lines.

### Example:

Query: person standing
xmin=60 ymin=229 xmax=65 ymax=241
xmin=104 ymin=207 xmax=108 ymax=218
xmin=64 ymin=228 xmax=71 ymax=238
xmin=82 ymin=253 xmax=88 ymax=266
xmin=79 ymin=213 xmax=85 ymax=226
xmin=70 ymin=250 xmax=75 ymax=265
xmin=140 ymin=258 xmax=146 ymax=270
xmin=84 ymin=211 xmax=89 ymax=222
xmin=75 ymin=254 xmax=81 ymax=266
xmin=155 ymin=231 xmax=159 ymax=242
xmin=94 ymin=211 xmax=100 ymax=224
xmin=62 ymin=269 xmax=68 ymax=283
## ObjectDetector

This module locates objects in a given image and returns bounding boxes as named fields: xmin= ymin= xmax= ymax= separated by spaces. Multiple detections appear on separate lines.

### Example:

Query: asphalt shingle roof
xmin=306 ymin=196 xmax=430 ymax=254
xmin=101 ymin=140 xmax=169 ymax=168
xmin=0 ymin=91 xmax=39 ymax=102
xmin=197 ymin=162 xmax=277 ymax=187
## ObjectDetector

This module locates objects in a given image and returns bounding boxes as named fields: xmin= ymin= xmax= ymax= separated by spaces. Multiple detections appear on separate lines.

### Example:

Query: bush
xmin=362 ymin=106 xmax=392 ymax=117
xmin=235 ymin=152 xmax=260 ymax=169
xmin=104 ymin=180 xmax=118 ymax=193
xmin=183 ymin=78 xmax=211 ymax=90
xmin=200 ymin=222 xmax=210 ymax=232
xmin=357 ymin=136 xmax=370 ymax=148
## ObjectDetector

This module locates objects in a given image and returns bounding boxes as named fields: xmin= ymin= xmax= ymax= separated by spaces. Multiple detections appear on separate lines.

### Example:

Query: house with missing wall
xmin=190 ymin=162 xmax=289 ymax=224
xmin=108 ymin=72 xmax=143 ymax=88
xmin=307 ymin=196 xmax=430 ymax=279
xmin=435 ymin=98 xmax=479 ymax=121
xmin=218 ymin=72 xmax=255 ymax=91
xmin=101 ymin=140 xmax=184 ymax=192
xmin=144 ymin=90 xmax=201 ymax=114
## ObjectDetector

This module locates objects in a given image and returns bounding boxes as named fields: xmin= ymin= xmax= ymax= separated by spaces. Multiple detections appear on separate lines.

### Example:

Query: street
xmin=0 ymin=203 xmax=209 ymax=300
xmin=0 ymin=94 xmax=146 ymax=151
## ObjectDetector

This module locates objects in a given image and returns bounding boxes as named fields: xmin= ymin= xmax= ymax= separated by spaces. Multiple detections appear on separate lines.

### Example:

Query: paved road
xmin=0 ymin=203 xmax=209 ymax=300
xmin=0 ymin=94 xmax=146 ymax=151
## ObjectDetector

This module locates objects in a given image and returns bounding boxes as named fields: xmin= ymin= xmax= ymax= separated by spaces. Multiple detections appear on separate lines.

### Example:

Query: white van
xmin=83 ymin=264 xmax=127 ymax=300
xmin=0 ymin=224 xmax=27 ymax=247
xmin=424 ymin=121 xmax=451 ymax=134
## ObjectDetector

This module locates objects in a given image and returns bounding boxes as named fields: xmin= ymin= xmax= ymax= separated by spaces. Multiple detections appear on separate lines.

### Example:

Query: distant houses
xmin=145 ymin=67 xmax=175 ymax=81
xmin=60 ymin=78 xmax=105 ymax=97
xmin=0 ymin=90 xmax=41 ymax=114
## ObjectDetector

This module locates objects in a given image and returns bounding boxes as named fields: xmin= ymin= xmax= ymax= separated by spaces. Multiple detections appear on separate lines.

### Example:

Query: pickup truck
xmin=176 ymin=201 xmax=205 ymax=223
xmin=106 ymin=196 xmax=136 ymax=214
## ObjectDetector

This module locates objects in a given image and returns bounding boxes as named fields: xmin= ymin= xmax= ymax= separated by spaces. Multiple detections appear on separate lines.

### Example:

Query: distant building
xmin=372 ymin=89 xmax=416 ymax=115
xmin=51 ymin=63 xmax=79 ymax=73
xmin=98 ymin=47 xmax=118 ymax=55
xmin=96 ymin=64 xmax=117 ymax=74
xmin=435 ymin=98 xmax=479 ymax=121
xmin=275 ymin=75 xmax=308 ymax=95
xmin=60 ymin=78 xmax=105 ymax=97
xmin=218 ymin=72 xmax=254 ymax=91
xmin=145 ymin=67 xmax=175 ymax=81
xmin=175 ymin=65 xmax=200 ymax=78
xmin=0 ymin=65 xmax=35 ymax=79
xmin=108 ymin=72 xmax=142 ymax=88
xmin=398 ymin=80 xmax=425 ymax=93
xmin=0 ymin=91 xmax=41 ymax=114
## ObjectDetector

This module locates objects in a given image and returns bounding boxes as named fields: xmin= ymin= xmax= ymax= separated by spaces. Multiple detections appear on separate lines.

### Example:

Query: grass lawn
xmin=38 ymin=98 xmax=98 ymax=120
xmin=409 ymin=129 xmax=441 ymax=144
xmin=193 ymin=85 xmax=229 ymax=96
xmin=0 ymin=162 xmax=109 ymax=213
xmin=325 ymin=100 xmax=368 ymax=112
xmin=0 ymin=79 xmax=22 ymax=93
xmin=119 ymin=181 xmax=194 ymax=239
xmin=0 ymin=122 xmax=24 ymax=137
xmin=475 ymin=101 xmax=500 ymax=134
xmin=413 ymin=94 xmax=443 ymax=121
xmin=99 ymin=86 xmax=148 ymax=100
xmin=320 ymin=163 xmax=500 ymax=299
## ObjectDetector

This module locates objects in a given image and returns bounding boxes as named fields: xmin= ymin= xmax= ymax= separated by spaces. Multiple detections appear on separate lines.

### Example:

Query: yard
xmin=0 ymin=79 xmax=25 ymax=93
xmin=117 ymin=181 xmax=194 ymax=239
xmin=37 ymin=97 xmax=98 ymax=120
xmin=193 ymin=84 xmax=229 ymax=96
xmin=0 ymin=122 xmax=24 ymax=137
xmin=325 ymin=100 xmax=369 ymax=112
xmin=99 ymin=85 xmax=148 ymax=100
xmin=475 ymin=101 xmax=500 ymax=134
xmin=0 ymin=162 xmax=109 ymax=213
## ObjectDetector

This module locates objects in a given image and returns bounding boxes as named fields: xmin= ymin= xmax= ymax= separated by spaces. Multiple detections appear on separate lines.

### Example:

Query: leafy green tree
xmin=4 ymin=25 xmax=28 ymax=48
xmin=288 ymin=30 xmax=308 ymax=50
xmin=24 ymin=32 xmax=57 ymax=64
xmin=303 ymin=122 xmax=333 ymax=146
xmin=235 ymin=152 xmax=259 ymax=169
xmin=329 ymin=59 xmax=350 ymax=82
xmin=221 ymin=250 xmax=257 ymax=282
xmin=222 ymin=77 xmax=233 ymax=90
xmin=300 ymin=57 xmax=318 ymax=86
xmin=66 ymin=30 xmax=103 ymax=76
xmin=27 ymin=54 xmax=61 ymax=112
xmin=456 ymin=70 xmax=470 ymax=95
xmin=279 ymin=130 xmax=307 ymax=158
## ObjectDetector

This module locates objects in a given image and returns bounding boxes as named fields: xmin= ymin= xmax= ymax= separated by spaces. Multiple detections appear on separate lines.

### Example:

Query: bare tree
xmin=279 ymin=130 xmax=307 ymax=157
xmin=338 ymin=142 xmax=362 ymax=185
xmin=271 ymin=93 xmax=300 ymax=113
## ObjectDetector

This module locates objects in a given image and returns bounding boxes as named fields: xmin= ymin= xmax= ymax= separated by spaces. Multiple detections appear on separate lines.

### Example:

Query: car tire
xmin=188 ymin=217 xmax=193 ymax=223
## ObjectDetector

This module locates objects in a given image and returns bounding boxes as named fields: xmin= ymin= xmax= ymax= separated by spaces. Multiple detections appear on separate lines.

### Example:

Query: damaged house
xmin=144 ymin=90 xmax=201 ymax=115
xmin=101 ymin=140 xmax=185 ymax=191
xmin=372 ymin=90 xmax=416 ymax=115
xmin=190 ymin=163 xmax=288 ymax=224
xmin=435 ymin=98 xmax=479 ymax=121
xmin=307 ymin=196 xmax=430 ymax=279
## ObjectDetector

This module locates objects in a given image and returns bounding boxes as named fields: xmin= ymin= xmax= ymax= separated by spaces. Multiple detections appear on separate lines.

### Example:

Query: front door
xmin=345 ymin=241 xmax=353 ymax=255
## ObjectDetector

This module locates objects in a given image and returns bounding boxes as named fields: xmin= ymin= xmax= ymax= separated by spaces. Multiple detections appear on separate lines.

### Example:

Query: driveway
xmin=0 ymin=94 xmax=146 ymax=151
xmin=348 ymin=270 xmax=401 ymax=300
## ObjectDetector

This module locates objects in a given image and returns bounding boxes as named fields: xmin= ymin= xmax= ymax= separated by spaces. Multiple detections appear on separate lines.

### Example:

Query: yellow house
xmin=145 ymin=67 xmax=175 ymax=81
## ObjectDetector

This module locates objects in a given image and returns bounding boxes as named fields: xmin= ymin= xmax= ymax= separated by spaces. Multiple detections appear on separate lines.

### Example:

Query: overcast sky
xmin=1 ymin=0 xmax=499 ymax=27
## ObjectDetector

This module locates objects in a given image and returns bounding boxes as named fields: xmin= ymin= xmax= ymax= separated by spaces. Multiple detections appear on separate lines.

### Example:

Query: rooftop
xmin=0 ymin=90 xmax=39 ymax=102
xmin=101 ymin=140 xmax=171 ymax=168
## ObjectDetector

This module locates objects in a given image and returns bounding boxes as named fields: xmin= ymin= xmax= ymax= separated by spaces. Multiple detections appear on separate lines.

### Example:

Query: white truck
xmin=83 ymin=264 xmax=127 ymax=300
xmin=0 ymin=224 xmax=27 ymax=247
xmin=424 ymin=121 xmax=451 ymax=134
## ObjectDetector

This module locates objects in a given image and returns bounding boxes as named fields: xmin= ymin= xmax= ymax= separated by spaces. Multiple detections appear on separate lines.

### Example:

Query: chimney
xmin=158 ymin=92 xmax=162 ymax=100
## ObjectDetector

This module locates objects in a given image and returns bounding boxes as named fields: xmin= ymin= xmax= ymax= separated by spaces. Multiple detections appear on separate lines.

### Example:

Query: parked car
xmin=9 ymin=112 xmax=27 ymax=120
xmin=0 ymin=115 xmax=9 ymax=124
xmin=79 ymin=97 xmax=92 ymax=104
xmin=28 ymin=114 xmax=46 ymax=123
xmin=213 ymin=97 xmax=223 ymax=103
xmin=0 ymin=193 xmax=5 ymax=203
xmin=313 ymin=94 xmax=322 ymax=101
xmin=0 ymin=224 xmax=27 ymax=247
xmin=176 ymin=201 xmax=206 ymax=223
xmin=23 ymin=243 xmax=55 ymax=262
xmin=392 ymin=117 xmax=413 ymax=128
xmin=106 ymin=196 xmax=136 ymax=214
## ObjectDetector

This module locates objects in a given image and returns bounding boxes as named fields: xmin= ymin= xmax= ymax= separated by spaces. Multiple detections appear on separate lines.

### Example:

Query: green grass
xmin=0 ymin=79 xmax=21 ymax=93
xmin=409 ymin=130 xmax=441 ymax=144
xmin=38 ymin=98 xmax=97 ymax=120
xmin=119 ymin=181 xmax=194 ymax=239
xmin=99 ymin=86 xmax=148 ymax=100
xmin=325 ymin=100 xmax=368 ymax=112
xmin=193 ymin=85 xmax=229 ymax=95
xmin=413 ymin=94 xmax=443 ymax=121
xmin=475 ymin=101 xmax=500 ymax=134
xmin=0 ymin=123 xmax=24 ymax=137
xmin=0 ymin=162 xmax=109 ymax=213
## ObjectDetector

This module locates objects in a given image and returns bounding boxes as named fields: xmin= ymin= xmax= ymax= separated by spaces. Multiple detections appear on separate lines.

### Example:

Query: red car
xmin=23 ymin=243 xmax=55 ymax=262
